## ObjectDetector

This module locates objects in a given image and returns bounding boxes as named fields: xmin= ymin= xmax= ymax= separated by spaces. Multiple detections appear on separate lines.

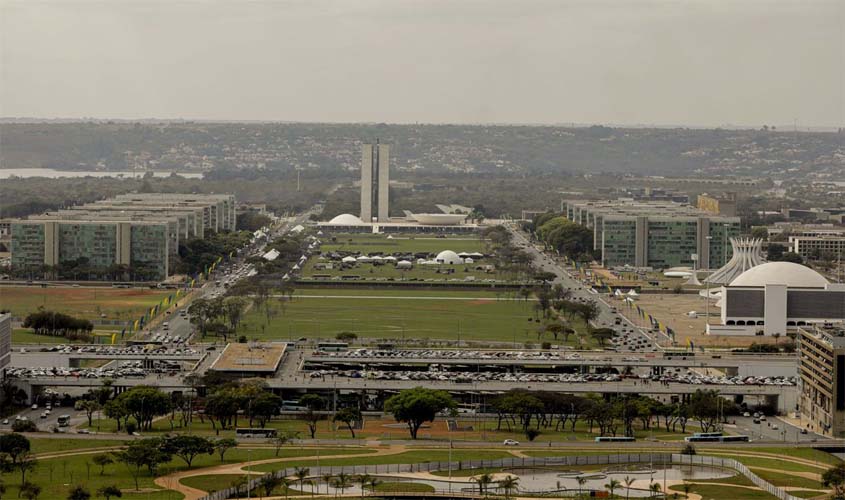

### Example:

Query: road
xmin=507 ymin=225 xmax=660 ymax=351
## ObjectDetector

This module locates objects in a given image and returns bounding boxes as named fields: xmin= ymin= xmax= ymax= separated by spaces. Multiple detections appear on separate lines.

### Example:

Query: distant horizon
xmin=1 ymin=117 xmax=840 ymax=132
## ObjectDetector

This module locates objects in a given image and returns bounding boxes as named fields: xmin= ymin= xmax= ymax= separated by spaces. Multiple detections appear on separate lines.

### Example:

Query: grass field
xmin=319 ymin=233 xmax=489 ymax=254
xmin=0 ymin=286 xmax=171 ymax=321
xmin=237 ymin=288 xmax=592 ymax=345
xmin=0 ymin=445 xmax=366 ymax=500
xmin=668 ymin=483 xmax=779 ymax=500
xmin=249 ymin=449 xmax=515 ymax=473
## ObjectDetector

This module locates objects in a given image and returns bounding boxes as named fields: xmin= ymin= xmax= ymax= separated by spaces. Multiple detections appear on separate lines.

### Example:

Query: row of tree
xmin=491 ymin=389 xmax=730 ymax=440
xmin=529 ymin=213 xmax=598 ymax=262
xmin=21 ymin=309 xmax=94 ymax=340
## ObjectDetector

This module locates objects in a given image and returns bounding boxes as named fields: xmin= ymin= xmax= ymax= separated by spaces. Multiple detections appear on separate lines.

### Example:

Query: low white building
xmin=708 ymin=262 xmax=845 ymax=336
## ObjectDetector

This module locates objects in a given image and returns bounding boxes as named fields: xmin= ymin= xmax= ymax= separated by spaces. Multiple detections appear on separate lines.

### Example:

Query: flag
xmin=133 ymin=319 xmax=140 ymax=331
xmin=111 ymin=333 xmax=117 ymax=345
xmin=120 ymin=328 xmax=125 ymax=339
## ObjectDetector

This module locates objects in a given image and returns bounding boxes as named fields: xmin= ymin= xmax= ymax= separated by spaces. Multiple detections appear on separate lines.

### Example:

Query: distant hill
xmin=1 ymin=122 xmax=841 ymax=178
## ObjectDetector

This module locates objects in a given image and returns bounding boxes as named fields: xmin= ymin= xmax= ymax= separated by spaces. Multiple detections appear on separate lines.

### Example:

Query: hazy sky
xmin=1 ymin=0 xmax=843 ymax=127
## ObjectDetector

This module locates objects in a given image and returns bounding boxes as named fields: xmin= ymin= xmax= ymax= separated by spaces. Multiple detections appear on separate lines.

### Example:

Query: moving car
xmin=503 ymin=439 xmax=520 ymax=446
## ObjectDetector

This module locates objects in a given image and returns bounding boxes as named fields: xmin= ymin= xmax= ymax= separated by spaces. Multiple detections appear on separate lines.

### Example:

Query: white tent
xmin=342 ymin=256 xmax=357 ymax=264
xmin=290 ymin=224 xmax=305 ymax=234
xmin=417 ymin=258 xmax=428 ymax=264
xmin=464 ymin=257 xmax=474 ymax=264
xmin=614 ymin=289 xmax=624 ymax=296
xmin=386 ymin=235 xmax=394 ymax=239
xmin=396 ymin=260 xmax=413 ymax=269
xmin=371 ymin=256 xmax=383 ymax=262
xmin=292 ymin=264 xmax=300 ymax=270
xmin=469 ymin=252 xmax=484 ymax=258
xmin=457 ymin=252 xmax=471 ymax=258
xmin=627 ymin=289 xmax=639 ymax=297
xmin=357 ymin=255 xmax=372 ymax=262
xmin=383 ymin=256 xmax=397 ymax=262
xmin=262 ymin=249 xmax=280 ymax=261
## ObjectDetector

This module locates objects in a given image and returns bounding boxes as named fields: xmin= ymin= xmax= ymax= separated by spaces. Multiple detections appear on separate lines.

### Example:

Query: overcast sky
xmin=1 ymin=0 xmax=843 ymax=127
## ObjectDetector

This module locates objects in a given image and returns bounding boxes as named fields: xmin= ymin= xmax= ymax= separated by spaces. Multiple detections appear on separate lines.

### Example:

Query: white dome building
xmin=327 ymin=213 xmax=364 ymax=225
xmin=435 ymin=250 xmax=463 ymax=265
xmin=709 ymin=261 xmax=844 ymax=337
xmin=728 ymin=262 xmax=828 ymax=289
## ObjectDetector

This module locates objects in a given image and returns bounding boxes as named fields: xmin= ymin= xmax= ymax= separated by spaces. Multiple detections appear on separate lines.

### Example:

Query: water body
xmin=0 ymin=168 xmax=203 ymax=179
xmin=308 ymin=465 xmax=733 ymax=498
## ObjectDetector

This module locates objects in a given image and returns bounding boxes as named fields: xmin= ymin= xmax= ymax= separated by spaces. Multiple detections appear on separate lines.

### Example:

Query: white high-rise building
xmin=360 ymin=143 xmax=390 ymax=222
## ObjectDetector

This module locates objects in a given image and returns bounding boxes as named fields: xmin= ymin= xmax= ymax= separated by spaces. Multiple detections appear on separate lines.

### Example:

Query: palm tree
xmin=681 ymin=482 xmax=692 ymax=497
xmin=279 ymin=477 xmax=292 ymax=499
xmin=576 ymin=476 xmax=588 ymax=497
xmin=302 ymin=479 xmax=315 ymax=497
xmin=259 ymin=475 xmax=281 ymax=498
xmin=321 ymin=473 xmax=334 ymax=495
xmin=498 ymin=475 xmax=520 ymax=500
xmin=605 ymin=478 xmax=621 ymax=498
xmin=649 ymin=482 xmax=662 ymax=498
xmin=367 ymin=476 xmax=382 ymax=494
xmin=473 ymin=473 xmax=494 ymax=497
xmin=356 ymin=474 xmax=372 ymax=498
xmin=294 ymin=467 xmax=310 ymax=493
xmin=332 ymin=472 xmax=352 ymax=498
xmin=624 ymin=476 xmax=635 ymax=499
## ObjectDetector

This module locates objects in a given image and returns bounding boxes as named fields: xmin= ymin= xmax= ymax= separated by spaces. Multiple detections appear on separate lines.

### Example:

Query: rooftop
xmin=210 ymin=342 xmax=287 ymax=373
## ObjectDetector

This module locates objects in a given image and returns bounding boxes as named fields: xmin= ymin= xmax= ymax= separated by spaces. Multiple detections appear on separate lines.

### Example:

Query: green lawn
xmin=12 ymin=328 xmax=122 ymax=345
xmin=0 ymin=445 xmax=365 ymax=500
xmin=249 ymin=449 xmax=515 ymax=473
xmin=29 ymin=437 xmax=126 ymax=454
xmin=789 ymin=490 xmax=829 ymax=498
xmin=318 ymin=234 xmax=488 ymax=254
xmin=707 ymin=453 xmax=825 ymax=473
xmin=0 ymin=286 xmax=171 ymax=322
xmin=743 ymin=447 xmax=842 ymax=466
xmin=236 ymin=288 xmax=592 ymax=344
xmin=668 ymin=483 xmax=778 ymax=500
xmin=749 ymin=468 xmax=824 ymax=490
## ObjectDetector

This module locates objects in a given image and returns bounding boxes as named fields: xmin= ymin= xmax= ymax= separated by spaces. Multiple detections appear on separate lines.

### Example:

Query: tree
xmin=689 ymin=389 xmax=722 ymax=433
xmin=332 ymin=472 xmax=353 ymax=497
xmin=213 ymin=438 xmax=238 ymax=462
xmin=472 ymin=473 xmax=494 ymax=497
xmin=103 ymin=399 xmax=128 ymax=432
xmin=750 ymin=227 xmax=768 ymax=241
xmin=355 ymin=474 xmax=373 ymax=498
xmin=333 ymin=407 xmax=361 ymax=438
xmin=624 ymin=476 xmax=635 ymax=500
xmin=251 ymin=392 xmax=282 ymax=428
xmin=780 ymin=252 xmax=804 ymax=264
xmin=96 ymin=485 xmax=122 ymax=500
xmin=92 ymin=454 xmax=113 ymax=475
xmin=15 ymin=453 xmax=37 ymax=486
xmin=67 ymin=486 xmax=91 ymax=500
xmin=222 ymin=296 xmax=248 ymax=336
xmin=384 ymin=387 xmax=455 ymax=439
xmin=259 ymin=475 xmax=282 ymax=497
xmin=164 ymin=435 xmax=214 ymax=468
xmin=299 ymin=394 xmax=326 ymax=439
xmin=648 ymin=482 xmax=662 ymax=498
xmin=294 ymin=467 xmax=311 ymax=493
xmin=576 ymin=476 xmax=587 ymax=497
xmin=823 ymin=463 xmax=845 ymax=499
xmin=114 ymin=439 xmax=172 ymax=490
xmin=0 ymin=433 xmax=30 ymax=465
xmin=605 ymin=478 xmax=621 ymax=498
xmin=271 ymin=431 xmax=298 ymax=457
xmin=321 ymin=473 xmax=334 ymax=495
xmin=75 ymin=399 xmax=101 ymax=427
xmin=335 ymin=331 xmax=357 ymax=342
xmin=19 ymin=482 xmax=41 ymax=500
xmin=498 ymin=476 xmax=520 ymax=500
xmin=11 ymin=420 xmax=37 ymax=432
xmin=119 ymin=386 xmax=171 ymax=431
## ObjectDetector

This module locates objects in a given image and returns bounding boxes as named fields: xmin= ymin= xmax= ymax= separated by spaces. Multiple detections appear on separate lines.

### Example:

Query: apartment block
xmin=798 ymin=324 xmax=845 ymax=437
